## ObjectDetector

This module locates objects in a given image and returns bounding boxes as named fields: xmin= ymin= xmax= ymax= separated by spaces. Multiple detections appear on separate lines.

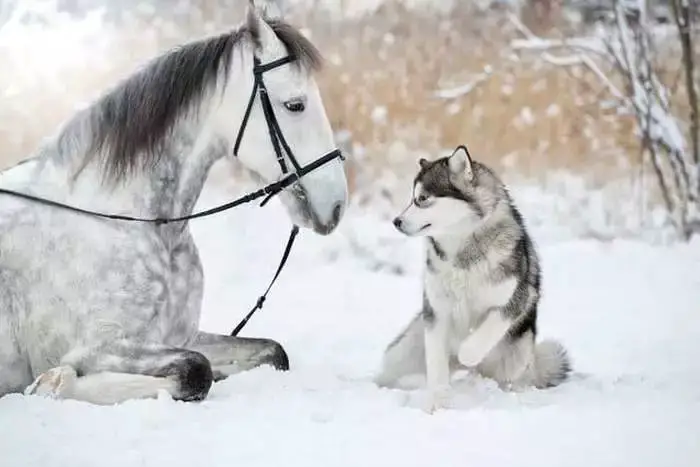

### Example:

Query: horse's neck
xmin=142 ymin=123 xmax=227 ymax=222
xmin=23 ymin=116 xmax=227 ymax=244
xmin=15 ymin=49 xmax=254 ymax=242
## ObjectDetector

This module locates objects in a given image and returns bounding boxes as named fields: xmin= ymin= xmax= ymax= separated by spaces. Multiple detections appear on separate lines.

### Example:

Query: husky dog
xmin=374 ymin=145 xmax=570 ymax=405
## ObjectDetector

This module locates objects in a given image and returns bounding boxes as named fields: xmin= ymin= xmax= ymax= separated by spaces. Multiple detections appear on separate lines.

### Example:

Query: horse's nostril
xmin=393 ymin=217 xmax=402 ymax=228
xmin=310 ymin=201 xmax=344 ymax=235
xmin=331 ymin=202 xmax=343 ymax=226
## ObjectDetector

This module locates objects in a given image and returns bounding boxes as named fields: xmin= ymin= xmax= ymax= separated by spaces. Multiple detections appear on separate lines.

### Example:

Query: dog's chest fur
xmin=423 ymin=237 xmax=516 ymax=341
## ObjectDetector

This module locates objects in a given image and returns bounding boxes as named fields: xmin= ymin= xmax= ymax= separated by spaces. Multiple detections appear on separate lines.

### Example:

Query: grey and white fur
xmin=0 ymin=1 xmax=348 ymax=405
xmin=374 ymin=146 xmax=570 ymax=407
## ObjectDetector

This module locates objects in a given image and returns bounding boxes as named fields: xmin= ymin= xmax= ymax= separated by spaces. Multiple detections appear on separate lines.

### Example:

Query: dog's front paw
xmin=24 ymin=365 xmax=77 ymax=399
xmin=458 ymin=337 xmax=489 ymax=367
xmin=417 ymin=385 xmax=452 ymax=414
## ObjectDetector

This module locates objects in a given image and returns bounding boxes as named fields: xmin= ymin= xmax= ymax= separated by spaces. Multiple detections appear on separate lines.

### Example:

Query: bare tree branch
xmin=670 ymin=0 xmax=699 ymax=189
xmin=506 ymin=0 xmax=700 ymax=239
xmin=433 ymin=66 xmax=494 ymax=100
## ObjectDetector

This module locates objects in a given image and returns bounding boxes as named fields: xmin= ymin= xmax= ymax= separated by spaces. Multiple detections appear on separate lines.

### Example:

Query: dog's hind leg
xmin=24 ymin=339 xmax=213 ymax=405
xmin=476 ymin=330 xmax=535 ymax=389
xmin=188 ymin=331 xmax=289 ymax=380
xmin=373 ymin=312 xmax=426 ymax=388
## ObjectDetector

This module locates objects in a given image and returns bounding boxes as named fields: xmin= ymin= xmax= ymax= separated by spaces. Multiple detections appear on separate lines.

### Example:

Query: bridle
xmin=232 ymin=55 xmax=344 ymax=208
xmin=226 ymin=53 xmax=345 ymax=335
xmin=0 ymin=52 xmax=345 ymax=337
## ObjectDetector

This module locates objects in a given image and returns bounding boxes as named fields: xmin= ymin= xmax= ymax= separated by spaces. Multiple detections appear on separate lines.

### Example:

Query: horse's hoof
xmin=24 ymin=365 xmax=77 ymax=399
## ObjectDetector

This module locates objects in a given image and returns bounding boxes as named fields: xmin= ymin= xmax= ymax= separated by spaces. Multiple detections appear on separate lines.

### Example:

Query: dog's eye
xmin=415 ymin=194 xmax=431 ymax=206
xmin=284 ymin=99 xmax=305 ymax=113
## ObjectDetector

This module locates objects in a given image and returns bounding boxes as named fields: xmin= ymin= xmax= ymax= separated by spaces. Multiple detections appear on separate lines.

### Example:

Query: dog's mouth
xmin=403 ymin=223 xmax=431 ymax=236
xmin=394 ymin=218 xmax=432 ymax=236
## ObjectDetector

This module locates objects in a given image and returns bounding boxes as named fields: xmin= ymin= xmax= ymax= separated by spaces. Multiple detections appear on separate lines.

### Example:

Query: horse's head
xmin=228 ymin=2 xmax=348 ymax=236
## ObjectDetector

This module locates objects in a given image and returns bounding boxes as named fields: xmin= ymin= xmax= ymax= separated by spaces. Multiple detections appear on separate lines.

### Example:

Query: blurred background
xmin=0 ymin=0 xmax=698 ymax=241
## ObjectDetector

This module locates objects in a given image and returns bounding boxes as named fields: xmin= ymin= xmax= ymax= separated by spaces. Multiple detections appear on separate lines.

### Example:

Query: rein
xmin=0 ymin=52 xmax=344 ymax=338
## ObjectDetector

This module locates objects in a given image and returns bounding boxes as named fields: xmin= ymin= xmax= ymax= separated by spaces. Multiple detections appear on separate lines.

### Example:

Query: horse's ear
xmin=246 ymin=1 xmax=280 ymax=53
xmin=448 ymin=145 xmax=474 ymax=180
xmin=260 ymin=0 xmax=285 ymax=20
xmin=246 ymin=1 xmax=261 ymax=44
xmin=247 ymin=0 xmax=284 ymax=23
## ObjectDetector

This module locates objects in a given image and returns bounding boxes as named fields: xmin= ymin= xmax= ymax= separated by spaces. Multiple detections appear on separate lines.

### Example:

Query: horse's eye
xmin=284 ymin=100 xmax=305 ymax=113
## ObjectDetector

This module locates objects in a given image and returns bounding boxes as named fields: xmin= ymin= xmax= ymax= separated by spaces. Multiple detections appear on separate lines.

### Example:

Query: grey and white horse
xmin=0 ymin=2 xmax=348 ymax=404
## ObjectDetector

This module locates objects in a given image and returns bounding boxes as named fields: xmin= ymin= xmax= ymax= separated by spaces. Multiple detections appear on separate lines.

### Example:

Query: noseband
xmin=0 ymin=53 xmax=346 ymax=337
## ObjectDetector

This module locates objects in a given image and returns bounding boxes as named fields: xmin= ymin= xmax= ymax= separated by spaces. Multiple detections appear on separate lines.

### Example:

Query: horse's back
xmin=0 ymin=156 xmax=39 ymax=189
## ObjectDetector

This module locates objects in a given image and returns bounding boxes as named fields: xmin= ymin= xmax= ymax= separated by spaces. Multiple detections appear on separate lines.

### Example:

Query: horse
xmin=0 ymin=1 xmax=348 ymax=405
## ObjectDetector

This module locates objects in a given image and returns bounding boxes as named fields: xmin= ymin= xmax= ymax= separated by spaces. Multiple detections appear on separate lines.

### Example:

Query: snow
xmin=2 ymin=1 xmax=700 ymax=465
xmin=1 ymin=176 xmax=700 ymax=467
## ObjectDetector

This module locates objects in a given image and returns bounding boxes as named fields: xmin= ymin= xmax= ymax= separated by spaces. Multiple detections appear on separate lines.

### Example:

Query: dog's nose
xmin=393 ymin=217 xmax=402 ymax=229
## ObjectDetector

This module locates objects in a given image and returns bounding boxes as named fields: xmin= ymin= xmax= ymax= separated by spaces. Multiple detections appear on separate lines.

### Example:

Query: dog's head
xmin=393 ymin=145 xmax=502 ymax=237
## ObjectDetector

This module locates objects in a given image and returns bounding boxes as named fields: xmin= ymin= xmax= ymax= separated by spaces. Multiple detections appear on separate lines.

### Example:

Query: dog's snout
xmin=393 ymin=217 xmax=403 ymax=229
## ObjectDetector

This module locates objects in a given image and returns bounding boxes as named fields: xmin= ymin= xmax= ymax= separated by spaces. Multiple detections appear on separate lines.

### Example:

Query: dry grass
xmin=303 ymin=3 xmax=667 ymax=179
xmin=0 ymin=1 xmax=692 ymax=203
xmin=296 ymin=2 xmax=694 ymax=206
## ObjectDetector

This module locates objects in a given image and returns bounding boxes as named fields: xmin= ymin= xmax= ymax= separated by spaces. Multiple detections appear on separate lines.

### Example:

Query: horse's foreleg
xmin=189 ymin=331 xmax=289 ymax=380
xmin=24 ymin=340 xmax=213 ymax=405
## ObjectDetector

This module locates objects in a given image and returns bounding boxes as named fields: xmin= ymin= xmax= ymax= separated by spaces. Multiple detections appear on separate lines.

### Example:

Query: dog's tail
xmin=530 ymin=339 xmax=571 ymax=389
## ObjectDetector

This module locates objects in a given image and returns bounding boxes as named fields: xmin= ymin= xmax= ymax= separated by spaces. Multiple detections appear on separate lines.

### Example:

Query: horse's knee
xmin=260 ymin=339 xmax=289 ymax=371
xmin=164 ymin=350 xmax=213 ymax=402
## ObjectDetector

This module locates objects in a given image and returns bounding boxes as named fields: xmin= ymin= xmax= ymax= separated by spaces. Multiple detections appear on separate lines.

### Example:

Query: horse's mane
xmin=57 ymin=16 xmax=323 ymax=184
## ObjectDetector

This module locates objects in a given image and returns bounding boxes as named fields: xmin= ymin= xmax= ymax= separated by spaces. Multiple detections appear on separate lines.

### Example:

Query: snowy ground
xmin=0 ymin=174 xmax=699 ymax=467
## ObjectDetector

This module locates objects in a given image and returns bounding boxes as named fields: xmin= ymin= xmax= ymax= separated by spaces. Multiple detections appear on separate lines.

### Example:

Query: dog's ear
xmin=418 ymin=158 xmax=430 ymax=169
xmin=448 ymin=145 xmax=474 ymax=180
